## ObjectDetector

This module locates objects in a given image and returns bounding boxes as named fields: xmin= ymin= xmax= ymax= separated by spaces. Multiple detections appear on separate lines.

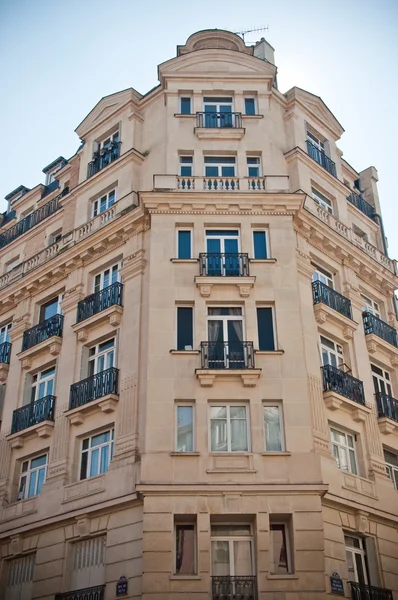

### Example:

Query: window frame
xmin=179 ymin=156 xmax=193 ymax=177
xmin=176 ymin=228 xmax=193 ymax=259
xmin=311 ymin=187 xmax=333 ymax=215
xmin=176 ymin=305 xmax=194 ymax=351
xmin=247 ymin=156 xmax=261 ymax=178
xmin=252 ymin=230 xmax=268 ymax=259
xmin=306 ymin=129 xmax=325 ymax=152
xmin=257 ymin=306 xmax=276 ymax=351
xmin=204 ymin=156 xmax=236 ymax=178
xmin=175 ymin=404 xmax=195 ymax=452
xmin=269 ymin=519 xmax=293 ymax=574
xmin=88 ymin=338 xmax=116 ymax=376
xmin=312 ymin=265 xmax=334 ymax=288
xmin=0 ymin=322 xmax=12 ymax=344
xmin=361 ymin=294 xmax=380 ymax=318
xmin=244 ymin=97 xmax=256 ymax=116
xmin=31 ymin=365 xmax=56 ymax=402
xmin=319 ymin=335 xmax=344 ymax=368
xmin=93 ymin=263 xmax=120 ymax=293
xmin=174 ymin=521 xmax=197 ymax=576
xmin=263 ymin=403 xmax=285 ymax=452
xmin=39 ymin=294 xmax=63 ymax=322
xmin=18 ymin=453 xmax=48 ymax=500
xmin=180 ymin=96 xmax=192 ymax=115
xmin=330 ymin=427 xmax=358 ymax=475
xmin=209 ymin=404 xmax=250 ymax=453
xmin=371 ymin=364 xmax=392 ymax=396
xmin=210 ymin=523 xmax=255 ymax=577
xmin=345 ymin=535 xmax=369 ymax=585
xmin=92 ymin=188 xmax=117 ymax=218
xmin=80 ymin=428 xmax=115 ymax=481
xmin=384 ymin=449 xmax=398 ymax=490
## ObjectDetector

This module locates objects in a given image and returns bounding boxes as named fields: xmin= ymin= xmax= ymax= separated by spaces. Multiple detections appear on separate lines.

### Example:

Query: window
xmin=270 ymin=520 xmax=292 ymax=574
xmin=177 ymin=230 xmax=192 ymax=259
xmin=247 ymin=156 xmax=261 ymax=177
xmin=312 ymin=265 xmax=333 ymax=288
xmin=331 ymin=427 xmax=358 ymax=475
xmin=207 ymin=307 xmax=245 ymax=368
xmin=6 ymin=554 xmax=35 ymax=600
xmin=92 ymin=189 xmax=116 ymax=217
xmin=5 ymin=257 xmax=20 ymax=272
xmin=71 ymin=536 xmax=106 ymax=590
xmin=18 ymin=454 xmax=47 ymax=500
xmin=345 ymin=536 xmax=369 ymax=586
xmin=94 ymin=264 xmax=120 ymax=292
xmin=371 ymin=364 xmax=392 ymax=396
xmin=204 ymin=156 xmax=236 ymax=178
xmin=307 ymin=129 xmax=325 ymax=152
xmin=175 ymin=523 xmax=196 ymax=575
xmin=312 ymin=187 xmax=333 ymax=214
xmin=384 ymin=449 xmax=398 ymax=490
xmin=361 ymin=294 xmax=380 ymax=318
xmin=211 ymin=524 xmax=254 ymax=577
xmin=98 ymin=131 xmax=120 ymax=166
xmin=257 ymin=307 xmax=275 ymax=351
xmin=177 ymin=306 xmax=193 ymax=350
xmin=253 ymin=231 xmax=267 ymax=259
xmin=205 ymin=230 xmax=240 ymax=276
xmin=180 ymin=97 xmax=191 ymax=115
xmin=179 ymin=156 xmax=193 ymax=177
xmin=0 ymin=322 xmax=12 ymax=344
xmin=263 ymin=404 xmax=284 ymax=452
xmin=49 ymin=229 xmax=62 ymax=246
xmin=176 ymin=405 xmax=194 ymax=452
xmin=320 ymin=336 xmax=344 ymax=368
xmin=88 ymin=339 xmax=115 ymax=376
xmin=244 ymin=98 xmax=256 ymax=115
xmin=39 ymin=295 xmax=62 ymax=321
xmin=203 ymin=96 xmax=233 ymax=128
xmin=31 ymin=366 xmax=56 ymax=402
xmin=80 ymin=429 xmax=114 ymax=480
xmin=210 ymin=405 xmax=249 ymax=452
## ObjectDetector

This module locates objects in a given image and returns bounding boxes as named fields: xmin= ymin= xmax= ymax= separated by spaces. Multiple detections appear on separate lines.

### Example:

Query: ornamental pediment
xmin=285 ymin=86 xmax=344 ymax=140
xmin=75 ymin=88 xmax=141 ymax=138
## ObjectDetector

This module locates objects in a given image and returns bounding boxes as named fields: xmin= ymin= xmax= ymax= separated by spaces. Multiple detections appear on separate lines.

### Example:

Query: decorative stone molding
xmin=195 ymin=127 xmax=245 ymax=141
xmin=18 ymin=336 xmax=62 ymax=367
xmin=72 ymin=305 xmax=123 ymax=340
xmin=377 ymin=417 xmax=398 ymax=435
xmin=196 ymin=369 xmax=261 ymax=387
xmin=120 ymin=249 xmax=146 ymax=281
xmin=66 ymin=394 xmax=119 ymax=426
xmin=365 ymin=333 xmax=398 ymax=364
xmin=0 ymin=363 xmax=9 ymax=383
xmin=342 ymin=473 xmax=377 ymax=499
xmin=10 ymin=315 xmax=31 ymax=341
xmin=195 ymin=276 xmax=256 ymax=298
xmin=313 ymin=303 xmax=357 ymax=338
xmin=60 ymin=284 xmax=85 ymax=313
xmin=7 ymin=420 xmax=55 ymax=449
xmin=63 ymin=479 xmax=104 ymax=504
xmin=323 ymin=391 xmax=371 ymax=422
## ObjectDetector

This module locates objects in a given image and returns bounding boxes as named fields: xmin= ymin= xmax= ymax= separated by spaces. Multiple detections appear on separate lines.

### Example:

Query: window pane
xmin=253 ymin=231 xmax=267 ymax=259
xmin=177 ymin=406 xmax=193 ymax=451
xmin=257 ymin=307 xmax=275 ymax=350
xmin=31 ymin=455 xmax=47 ymax=469
xmin=248 ymin=166 xmax=260 ymax=177
xmin=80 ymin=451 xmax=88 ymax=480
xmin=178 ymin=231 xmax=191 ymax=259
xmin=211 ymin=540 xmax=230 ymax=576
xmin=180 ymin=97 xmax=191 ymax=114
xmin=264 ymin=406 xmax=282 ymax=451
xmin=245 ymin=98 xmax=255 ymax=115
xmin=177 ymin=307 xmax=193 ymax=350
xmin=205 ymin=166 xmax=219 ymax=177
xmin=28 ymin=471 xmax=37 ymax=497
xmin=211 ymin=418 xmax=228 ymax=452
xmin=90 ymin=448 xmax=99 ymax=477
xmin=221 ymin=166 xmax=235 ymax=177
xmin=270 ymin=524 xmax=289 ymax=573
xmin=176 ymin=525 xmax=195 ymax=574
xmin=37 ymin=468 xmax=46 ymax=494
xmin=234 ymin=540 xmax=253 ymax=575
xmin=100 ymin=445 xmax=109 ymax=474
xmin=230 ymin=415 xmax=248 ymax=451
xmin=180 ymin=166 xmax=192 ymax=177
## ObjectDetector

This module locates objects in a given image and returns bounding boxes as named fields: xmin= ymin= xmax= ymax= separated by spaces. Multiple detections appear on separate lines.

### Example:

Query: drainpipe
xmin=373 ymin=212 xmax=398 ymax=319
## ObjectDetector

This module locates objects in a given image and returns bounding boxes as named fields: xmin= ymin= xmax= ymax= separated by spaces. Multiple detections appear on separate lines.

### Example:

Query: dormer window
xmin=307 ymin=130 xmax=325 ymax=153
xmin=87 ymin=130 xmax=121 ymax=178
xmin=42 ymin=157 xmax=67 ymax=187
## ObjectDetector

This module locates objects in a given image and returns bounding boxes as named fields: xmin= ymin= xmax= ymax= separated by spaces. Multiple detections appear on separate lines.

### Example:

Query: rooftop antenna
xmin=234 ymin=26 xmax=268 ymax=42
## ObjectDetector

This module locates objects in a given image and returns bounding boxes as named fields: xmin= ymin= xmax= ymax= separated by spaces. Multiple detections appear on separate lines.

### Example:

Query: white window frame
xmin=269 ymin=519 xmax=293 ymax=574
xmin=204 ymin=156 xmax=236 ymax=177
xmin=94 ymin=263 xmax=120 ymax=293
xmin=0 ymin=322 xmax=12 ymax=344
xmin=18 ymin=454 xmax=48 ymax=500
xmin=5 ymin=257 xmax=20 ymax=272
xmin=39 ymin=294 xmax=63 ymax=321
xmin=312 ymin=265 xmax=334 ymax=288
xmin=319 ymin=335 xmax=344 ymax=368
xmin=361 ymin=294 xmax=380 ymax=318
xmin=92 ymin=189 xmax=117 ymax=218
xmin=331 ymin=427 xmax=358 ymax=475
xmin=99 ymin=130 xmax=119 ymax=152
xmin=174 ymin=522 xmax=197 ymax=575
xmin=210 ymin=524 xmax=255 ymax=576
xmin=179 ymin=96 xmax=192 ymax=114
xmin=371 ymin=364 xmax=392 ymax=396
xmin=244 ymin=97 xmax=257 ymax=115
xmin=176 ymin=228 xmax=193 ymax=259
xmin=206 ymin=307 xmax=245 ymax=363
xmin=80 ymin=429 xmax=114 ymax=480
xmin=209 ymin=404 xmax=250 ymax=453
xmin=384 ymin=449 xmax=398 ymax=490
xmin=312 ymin=187 xmax=333 ymax=214
xmin=179 ymin=156 xmax=193 ymax=177
xmin=205 ymin=229 xmax=241 ymax=254
xmin=31 ymin=366 xmax=56 ymax=402
xmin=345 ymin=535 xmax=368 ymax=585
xmin=307 ymin=129 xmax=325 ymax=152
xmin=88 ymin=338 xmax=116 ymax=376
xmin=175 ymin=404 xmax=195 ymax=452
xmin=203 ymin=96 xmax=234 ymax=113
xmin=247 ymin=156 xmax=261 ymax=177
xmin=252 ymin=229 xmax=269 ymax=259
xmin=263 ymin=403 xmax=285 ymax=452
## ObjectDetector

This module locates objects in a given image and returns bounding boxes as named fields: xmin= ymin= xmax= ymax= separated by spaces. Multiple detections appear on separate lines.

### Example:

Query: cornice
xmin=285 ymin=146 xmax=349 ymax=195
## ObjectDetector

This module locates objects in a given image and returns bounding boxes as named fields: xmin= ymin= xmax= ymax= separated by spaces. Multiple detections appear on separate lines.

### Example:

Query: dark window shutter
xmin=177 ymin=307 xmax=193 ymax=350
xmin=245 ymin=98 xmax=256 ymax=115
xmin=257 ymin=307 xmax=275 ymax=350
xmin=253 ymin=231 xmax=267 ymax=259
xmin=178 ymin=231 xmax=191 ymax=259
xmin=180 ymin=98 xmax=191 ymax=115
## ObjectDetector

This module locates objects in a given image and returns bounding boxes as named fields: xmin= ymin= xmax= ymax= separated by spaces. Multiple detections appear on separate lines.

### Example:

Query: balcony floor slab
xmin=72 ymin=304 xmax=123 ymax=341
xmin=196 ymin=369 xmax=261 ymax=387
xmin=6 ymin=419 xmax=55 ymax=449
xmin=65 ymin=393 xmax=119 ymax=426
xmin=323 ymin=390 xmax=370 ymax=422
xmin=195 ymin=275 xmax=255 ymax=298
xmin=17 ymin=336 xmax=62 ymax=369
xmin=377 ymin=416 xmax=398 ymax=435
xmin=365 ymin=333 xmax=398 ymax=366
xmin=313 ymin=303 xmax=357 ymax=338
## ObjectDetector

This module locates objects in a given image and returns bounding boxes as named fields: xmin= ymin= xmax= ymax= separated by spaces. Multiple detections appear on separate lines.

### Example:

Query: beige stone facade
xmin=0 ymin=29 xmax=397 ymax=600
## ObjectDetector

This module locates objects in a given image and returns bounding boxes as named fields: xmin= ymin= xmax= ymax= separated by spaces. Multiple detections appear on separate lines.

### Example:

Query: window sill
xmin=267 ymin=574 xmax=298 ymax=580
xmin=255 ymin=350 xmax=284 ymax=355
xmin=170 ymin=258 xmax=198 ymax=263
xmin=174 ymin=113 xmax=196 ymax=119
xmin=170 ymin=452 xmax=200 ymax=456
xmin=261 ymin=451 xmax=291 ymax=456
xmin=242 ymin=114 xmax=264 ymax=119
xmin=170 ymin=350 xmax=200 ymax=355
xmin=249 ymin=258 xmax=277 ymax=263
xmin=169 ymin=575 xmax=201 ymax=580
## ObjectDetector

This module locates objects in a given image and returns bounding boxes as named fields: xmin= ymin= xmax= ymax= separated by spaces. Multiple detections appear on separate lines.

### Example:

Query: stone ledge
xmin=196 ymin=369 xmax=261 ymax=387
xmin=377 ymin=416 xmax=398 ymax=435
xmin=72 ymin=305 xmax=123 ymax=342
xmin=0 ymin=363 xmax=9 ymax=383
xmin=365 ymin=333 xmax=398 ymax=366
xmin=17 ymin=337 xmax=62 ymax=369
xmin=323 ymin=390 xmax=371 ymax=422
xmin=194 ymin=127 xmax=245 ymax=140
xmin=194 ymin=275 xmax=256 ymax=298
xmin=62 ymin=474 xmax=105 ymax=503
xmin=0 ymin=496 xmax=37 ymax=523
xmin=65 ymin=394 xmax=119 ymax=426
xmin=313 ymin=303 xmax=357 ymax=339
xmin=6 ymin=420 xmax=54 ymax=449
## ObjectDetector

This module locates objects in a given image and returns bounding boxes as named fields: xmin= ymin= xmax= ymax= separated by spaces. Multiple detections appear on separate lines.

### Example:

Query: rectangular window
xmin=203 ymin=97 xmax=233 ymax=128
xmin=270 ymin=520 xmax=292 ymax=574
xmin=307 ymin=129 xmax=325 ymax=152
xmin=180 ymin=97 xmax=191 ymax=115
xmin=312 ymin=187 xmax=333 ymax=214
xmin=384 ymin=449 xmax=398 ymax=490
xmin=263 ymin=404 xmax=284 ymax=452
xmin=312 ymin=265 xmax=333 ymax=288
xmin=210 ymin=405 xmax=249 ymax=452
xmin=175 ymin=523 xmax=196 ymax=575
xmin=345 ymin=535 xmax=369 ymax=585
xmin=94 ymin=263 xmax=120 ymax=292
xmin=39 ymin=295 xmax=62 ymax=321
xmin=179 ymin=156 xmax=193 ymax=177
xmin=177 ymin=307 xmax=193 ymax=351
xmin=176 ymin=405 xmax=194 ymax=452
xmin=31 ymin=366 xmax=56 ymax=402
xmin=371 ymin=364 xmax=392 ymax=396
xmin=244 ymin=98 xmax=256 ymax=115
xmin=177 ymin=230 xmax=192 ymax=259
xmin=330 ymin=427 xmax=358 ymax=475
xmin=88 ymin=338 xmax=115 ymax=376
xmin=0 ymin=322 xmax=12 ymax=344
xmin=211 ymin=524 xmax=254 ymax=577
xmin=206 ymin=306 xmax=245 ymax=368
xmin=247 ymin=156 xmax=261 ymax=177
xmin=204 ymin=156 xmax=236 ymax=178
xmin=18 ymin=454 xmax=47 ymax=500
xmin=257 ymin=307 xmax=275 ymax=351
xmin=5 ymin=257 xmax=20 ymax=272
xmin=320 ymin=335 xmax=344 ymax=368
xmin=80 ymin=429 xmax=114 ymax=480
xmin=92 ymin=189 xmax=116 ymax=217
xmin=361 ymin=294 xmax=380 ymax=318
xmin=253 ymin=230 xmax=267 ymax=259
xmin=6 ymin=554 xmax=35 ymax=599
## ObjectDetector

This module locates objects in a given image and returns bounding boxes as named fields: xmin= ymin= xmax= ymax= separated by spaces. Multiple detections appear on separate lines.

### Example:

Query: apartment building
xmin=0 ymin=28 xmax=397 ymax=600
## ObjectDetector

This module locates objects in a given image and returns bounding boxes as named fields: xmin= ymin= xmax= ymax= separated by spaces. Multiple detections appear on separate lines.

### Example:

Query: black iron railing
xmin=0 ymin=341 xmax=11 ymax=364
xmin=363 ymin=312 xmax=398 ymax=348
xmin=212 ymin=575 xmax=257 ymax=600
xmin=375 ymin=391 xmax=398 ymax=423
xmin=0 ymin=195 xmax=61 ymax=249
xmin=87 ymin=142 xmax=121 ymax=178
xmin=349 ymin=581 xmax=393 ymax=600
xmin=55 ymin=585 xmax=105 ymax=600
xmin=347 ymin=192 xmax=375 ymax=220
xmin=69 ymin=367 xmax=119 ymax=410
xmin=306 ymin=139 xmax=337 ymax=177
xmin=196 ymin=112 xmax=242 ymax=128
xmin=200 ymin=341 xmax=255 ymax=370
xmin=22 ymin=314 xmax=64 ymax=352
xmin=312 ymin=280 xmax=352 ymax=319
xmin=322 ymin=364 xmax=365 ymax=405
xmin=11 ymin=395 xmax=55 ymax=434
xmin=76 ymin=282 xmax=123 ymax=323
xmin=199 ymin=253 xmax=250 ymax=277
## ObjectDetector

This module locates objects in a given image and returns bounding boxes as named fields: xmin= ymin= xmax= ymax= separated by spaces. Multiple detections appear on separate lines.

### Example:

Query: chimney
xmin=254 ymin=38 xmax=275 ymax=65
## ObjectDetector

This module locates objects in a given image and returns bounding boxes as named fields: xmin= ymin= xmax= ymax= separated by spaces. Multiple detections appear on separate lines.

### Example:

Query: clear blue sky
xmin=1 ymin=0 xmax=397 ymax=255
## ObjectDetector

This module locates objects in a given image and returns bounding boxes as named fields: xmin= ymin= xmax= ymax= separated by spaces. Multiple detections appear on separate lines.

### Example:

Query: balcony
xmin=312 ymin=280 xmax=352 ymax=320
xmin=22 ymin=314 xmax=64 ymax=352
xmin=76 ymin=282 xmax=123 ymax=324
xmin=196 ymin=342 xmax=260 ymax=388
xmin=153 ymin=174 xmax=290 ymax=194
xmin=0 ymin=341 xmax=11 ymax=382
xmin=196 ymin=111 xmax=242 ymax=129
xmin=87 ymin=142 xmax=121 ymax=178
xmin=321 ymin=365 xmax=369 ymax=420
xmin=68 ymin=368 xmax=119 ymax=425
xmin=212 ymin=575 xmax=257 ymax=600
xmin=199 ymin=253 xmax=250 ymax=277
xmin=347 ymin=192 xmax=375 ymax=220
xmin=306 ymin=139 xmax=337 ymax=177
xmin=11 ymin=395 xmax=55 ymax=434
xmin=0 ymin=194 xmax=61 ymax=250
xmin=375 ymin=391 xmax=398 ymax=434
xmin=349 ymin=581 xmax=392 ymax=600
xmin=55 ymin=586 xmax=105 ymax=600
xmin=363 ymin=312 xmax=398 ymax=348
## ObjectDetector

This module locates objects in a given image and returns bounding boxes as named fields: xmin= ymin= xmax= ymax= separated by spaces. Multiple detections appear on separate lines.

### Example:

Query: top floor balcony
xmin=154 ymin=174 xmax=290 ymax=194
xmin=363 ymin=312 xmax=398 ymax=348
xmin=306 ymin=139 xmax=337 ymax=177
xmin=196 ymin=111 xmax=242 ymax=129
xmin=87 ymin=142 xmax=121 ymax=178
xmin=347 ymin=192 xmax=375 ymax=220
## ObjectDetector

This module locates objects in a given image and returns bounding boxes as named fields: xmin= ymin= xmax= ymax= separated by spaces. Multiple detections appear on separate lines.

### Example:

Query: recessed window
xmin=371 ymin=364 xmax=392 ymax=396
xmin=361 ymin=294 xmax=380 ymax=318
xmin=206 ymin=306 xmax=246 ymax=368
xmin=244 ymin=98 xmax=256 ymax=115
xmin=247 ymin=156 xmax=261 ymax=177
xmin=80 ymin=429 xmax=114 ymax=480
xmin=257 ymin=307 xmax=275 ymax=351
xmin=177 ymin=229 xmax=192 ymax=259
xmin=210 ymin=405 xmax=249 ymax=452
xmin=263 ymin=404 xmax=284 ymax=452
xmin=312 ymin=265 xmax=333 ymax=288
xmin=270 ymin=519 xmax=292 ymax=574
xmin=253 ymin=230 xmax=267 ymax=259
xmin=176 ymin=405 xmax=194 ymax=452
xmin=175 ymin=522 xmax=197 ymax=575
xmin=204 ymin=156 xmax=236 ymax=178
xmin=31 ymin=366 xmax=56 ymax=403
xmin=92 ymin=189 xmax=116 ymax=217
xmin=180 ymin=97 xmax=192 ymax=115
xmin=330 ymin=427 xmax=358 ymax=475
xmin=307 ymin=129 xmax=325 ymax=152
xmin=39 ymin=295 xmax=63 ymax=321
xmin=18 ymin=454 xmax=47 ymax=500
xmin=320 ymin=335 xmax=344 ymax=368
xmin=94 ymin=264 xmax=120 ymax=293
xmin=203 ymin=97 xmax=233 ymax=128
xmin=88 ymin=338 xmax=115 ymax=376
xmin=312 ymin=187 xmax=333 ymax=214
xmin=211 ymin=524 xmax=254 ymax=579
xmin=177 ymin=306 xmax=193 ymax=350
xmin=49 ymin=229 xmax=62 ymax=246
xmin=384 ymin=448 xmax=398 ymax=490
xmin=179 ymin=156 xmax=193 ymax=177
xmin=0 ymin=322 xmax=12 ymax=344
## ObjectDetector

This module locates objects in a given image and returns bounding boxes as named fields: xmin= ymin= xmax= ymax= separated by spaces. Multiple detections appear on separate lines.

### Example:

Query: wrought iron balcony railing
xmin=312 ymin=280 xmax=352 ymax=319
xmin=87 ymin=142 xmax=121 ymax=178
xmin=347 ymin=192 xmax=375 ymax=220
xmin=199 ymin=253 xmax=250 ymax=277
xmin=306 ymin=139 xmax=337 ymax=177
xmin=22 ymin=314 xmax=64 ymax=352
xmin=322 ymin=364 xmax=365 ymax=405
xmin=69 ymin=367 xmax=119 ymax=410
xmin=375 ymin=391 xmax=398 ymax=423
xmin=11 ymin=395 xmax=55 ymax=434
xmin=349 ymin=581 xmax=393 ymax=600
xmin=363 ymin=312 xmax=398 ymax=348
xmin=212 ymin=575 xmax=257 ymax=600
xmin=0 ymin=341 xmax=11 ymax=364
xmin=196 ymin=111 xmax=242 ymax=128
xmin=0 ymin=194 xmax=61 ymax=249
xmin=76 ymin=282 xmax=123 ymax=323
xmin=200 ymin=341 xmax=255 ymax=370
xmin=55 ymin=585 xmax=105 ymax=600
